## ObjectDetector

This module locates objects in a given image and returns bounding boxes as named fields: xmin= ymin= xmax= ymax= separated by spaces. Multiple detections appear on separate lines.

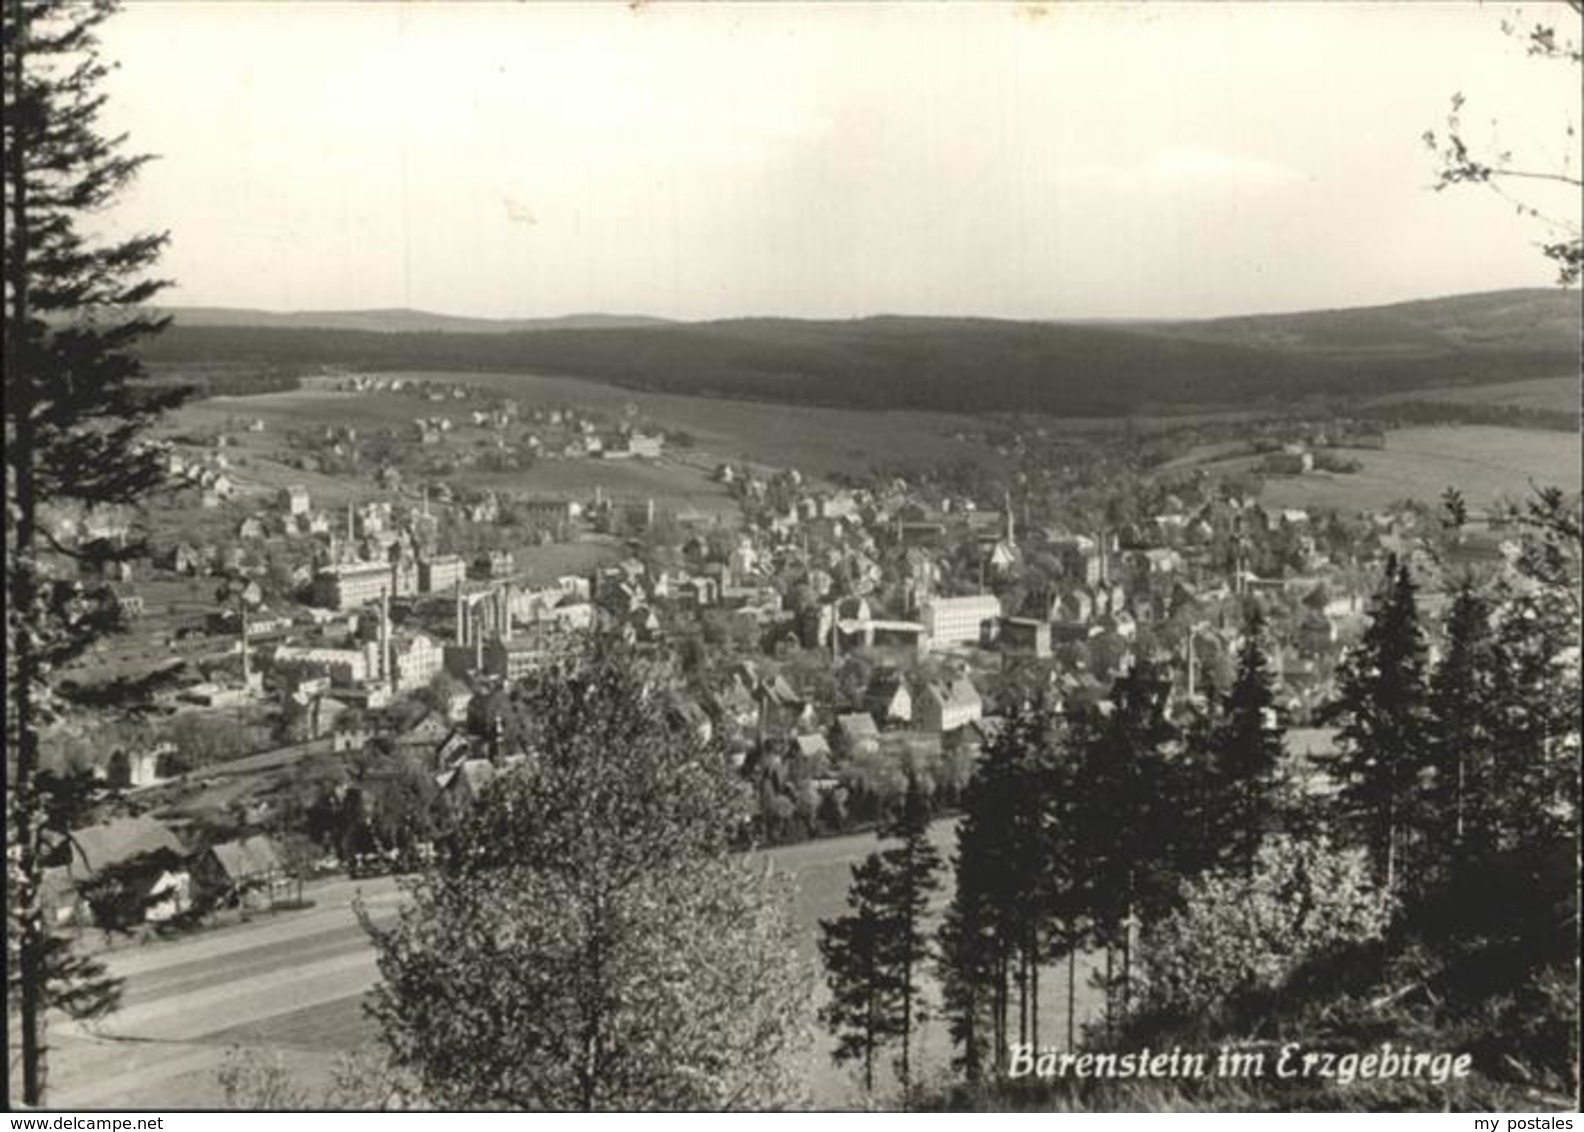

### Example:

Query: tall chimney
xmin=239 ymin=602 xmax=252 ymax=688
xmin=379 ymin=592 xmax=392 ymax=686
xmin=454 ymin=582 xmax=465 ymax=645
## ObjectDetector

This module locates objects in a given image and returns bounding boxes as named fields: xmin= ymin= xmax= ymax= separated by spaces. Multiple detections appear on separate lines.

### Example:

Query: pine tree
xmin=880 ymin=778 xmax=942 ymax=1097
xmin=1209 ymin=607 xmax=1287 ymax=873
xmin=936 ymin=701 xmax=1057 ymax=1076
xmin=1330 ymin=556 xmax=1430 ymax=894
xmin=819 ymin=856 xmax=897 ymax=1094
xmin=819 ymin=776 xmax=941 ymax=1099
xmin=1425 ymin=579 xmax=1494 ymax=871
xmin=5 ymin=0 xmax=184 ymax=1104
xmin=935 ymin=883 xmax=994 ymax=1083
xmin=1071 ymin=661 xmax=1182 ymax=1026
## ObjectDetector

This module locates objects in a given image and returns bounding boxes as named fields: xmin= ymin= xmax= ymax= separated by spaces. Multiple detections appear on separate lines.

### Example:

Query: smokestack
xmin=501 ymin=586 xmax=513 ymax=643
xmin=240 ymin=602 xmax=252 ymax=688
xmin=347 ymin=501 xmax=355 ymax=545
xmin=380 ymin=592 xmax=392 ymax=686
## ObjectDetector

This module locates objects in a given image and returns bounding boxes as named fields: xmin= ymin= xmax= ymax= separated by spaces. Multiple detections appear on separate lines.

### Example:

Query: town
xmin=34 ymin=379 xmax=1533 ymax=931
xmin=8 ymin=0 xmax=1579 ymax=1115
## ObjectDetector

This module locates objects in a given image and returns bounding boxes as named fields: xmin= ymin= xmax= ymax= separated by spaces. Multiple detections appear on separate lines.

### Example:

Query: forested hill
xmin=141 ymin=289 xmax=1579 ymax=416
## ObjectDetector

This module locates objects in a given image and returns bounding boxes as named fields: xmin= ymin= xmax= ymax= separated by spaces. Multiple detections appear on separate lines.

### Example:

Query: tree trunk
xmin=1104 ymin=946 xmax=1114 ymax=1039
xmin=1120 ymin=903 xmax=1133 ymax=1020
xmin=8 ymin=0 xmax=45 ymax=1104
xmin=1067 ymin=944 xmax=1077 ymax=1049
xmin=1029 ymin=929 xmax=1040 ymax=1052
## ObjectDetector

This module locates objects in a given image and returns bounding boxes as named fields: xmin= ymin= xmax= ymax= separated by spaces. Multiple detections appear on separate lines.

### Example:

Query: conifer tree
xmin=5 ymin=0 xmax=183 ymax=1104
xmin=818 ymin=855 xmax=895 ymax=1095
xmin=935 ymin=884 xmax=994 ymax=1083
xmin=1072 ymin=661 xmax=1181 ymax=1024
xmin=819 ymin=776 xmax=941 ymax=1098
xmin=1330 ymin=555 xmax=1430 ymax=893
xmin=936 ymin=701 xmax=1059 ymax=1074
xmin=1425 ymin=579 xmax=1494 ymax=870
xmin=1209 ymin=607 xmax=1287 ymax=873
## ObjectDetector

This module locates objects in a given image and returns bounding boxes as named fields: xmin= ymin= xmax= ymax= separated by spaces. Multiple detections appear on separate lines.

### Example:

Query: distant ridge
xmin=142 ymin=288 xmax=1580 ymax=417
xmin=155 ymin=306 xmax=671 ymax=334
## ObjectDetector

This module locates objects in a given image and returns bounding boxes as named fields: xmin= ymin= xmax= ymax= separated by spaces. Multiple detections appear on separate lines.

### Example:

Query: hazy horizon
xmin=98 ymin=2 xmax=1582 ymax=322
xmin=153 ymin=282 xmax=1573 ymax=327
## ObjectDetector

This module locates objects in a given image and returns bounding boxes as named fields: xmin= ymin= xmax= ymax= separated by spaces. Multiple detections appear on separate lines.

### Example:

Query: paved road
xmin=41 ymin=821 xmax=1099 ymax=1109
xmin=44 ymin=876 xmax=404 ymax=1109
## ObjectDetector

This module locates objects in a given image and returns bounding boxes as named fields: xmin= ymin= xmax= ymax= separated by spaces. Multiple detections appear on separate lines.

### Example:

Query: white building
xmin=313 ymin=561 xmax=394 ymax=610
xmin=921 ymin=594 xmax=1002 ymax=648
xmin=391 ymin=631 xmax=444 ymax=692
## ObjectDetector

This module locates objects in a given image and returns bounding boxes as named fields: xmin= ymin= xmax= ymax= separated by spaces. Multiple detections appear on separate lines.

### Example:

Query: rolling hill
xmin=151 ymin=307 xmax=669 ymax=334
xmin=141 ymin=288 xmax=1580 ymax=417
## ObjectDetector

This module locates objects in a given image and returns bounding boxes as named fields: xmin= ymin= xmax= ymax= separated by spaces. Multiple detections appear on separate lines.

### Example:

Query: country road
xmin=39 ymin=820 xmax=1099 ymax=1109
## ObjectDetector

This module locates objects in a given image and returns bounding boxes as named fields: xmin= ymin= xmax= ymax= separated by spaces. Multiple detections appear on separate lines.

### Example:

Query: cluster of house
xmin=164 ymin=445 xmax=238 ymax=509
xmin=40 ymin=815 xmax=291 ymax=931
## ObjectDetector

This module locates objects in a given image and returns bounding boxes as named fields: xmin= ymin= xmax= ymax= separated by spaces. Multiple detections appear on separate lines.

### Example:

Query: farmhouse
xmin=51 ymin=816 xmax=191 ymax=925
xmin=193 ymin=835 xmax=287 ymax=908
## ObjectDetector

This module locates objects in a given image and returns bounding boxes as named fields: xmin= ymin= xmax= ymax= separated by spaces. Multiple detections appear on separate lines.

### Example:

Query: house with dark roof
xmin=193 ymin=834 xmax=286 ymax=908
xmin=50 ymin=815 xmax=190 ymax=925
xmin=864 ymin=671 xmax=913 ymax=727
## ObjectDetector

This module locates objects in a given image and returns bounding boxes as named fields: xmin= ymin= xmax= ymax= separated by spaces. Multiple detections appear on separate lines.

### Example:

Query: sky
xmin=94 ymin=1 xmax=1583 ymax=321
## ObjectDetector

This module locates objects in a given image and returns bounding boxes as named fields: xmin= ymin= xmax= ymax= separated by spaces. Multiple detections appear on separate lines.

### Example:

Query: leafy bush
xmin=1137 ymin=835 xmax=1394 ymax=1022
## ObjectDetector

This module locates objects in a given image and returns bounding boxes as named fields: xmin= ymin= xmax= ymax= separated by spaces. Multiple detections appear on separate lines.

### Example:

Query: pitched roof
xmin=836 ymin=712 xmax=880 ymax=740
xmin=794 ymin=733 xmax=831 ymax=759
xmin=207 ymin=835 xmax=284 ymax=882
xmin=61 ymin=816 xmax=184 ymax=875
xmin=925 ymin=677 xmax=981 ymax=711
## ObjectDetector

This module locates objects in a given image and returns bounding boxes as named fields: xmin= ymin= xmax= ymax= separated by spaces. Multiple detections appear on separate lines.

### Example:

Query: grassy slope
xmin=1230 ymin=426 xmax=1582 ymax=512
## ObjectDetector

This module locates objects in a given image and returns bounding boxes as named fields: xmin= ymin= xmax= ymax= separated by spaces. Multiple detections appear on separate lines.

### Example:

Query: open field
xmin=1210 ymin=425 xmax=1582 ymax=512
xmin=1369 ymin=374 xmax=1579 ymax=415
xmin=167 ymin=374 xmax=1018 ymax=481
xmin=41 ymin=820 xmax=1101 ymax=1110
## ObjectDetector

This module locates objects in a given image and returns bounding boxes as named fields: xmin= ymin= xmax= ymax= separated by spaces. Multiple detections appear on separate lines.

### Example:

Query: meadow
xmin=1218 ymin=425 xmax=1581 ymax=512
xmin=162 ymin=375 xmax=1012 ymax=494
xmin=1368 ymin=374 xmax=1578 ymax=415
